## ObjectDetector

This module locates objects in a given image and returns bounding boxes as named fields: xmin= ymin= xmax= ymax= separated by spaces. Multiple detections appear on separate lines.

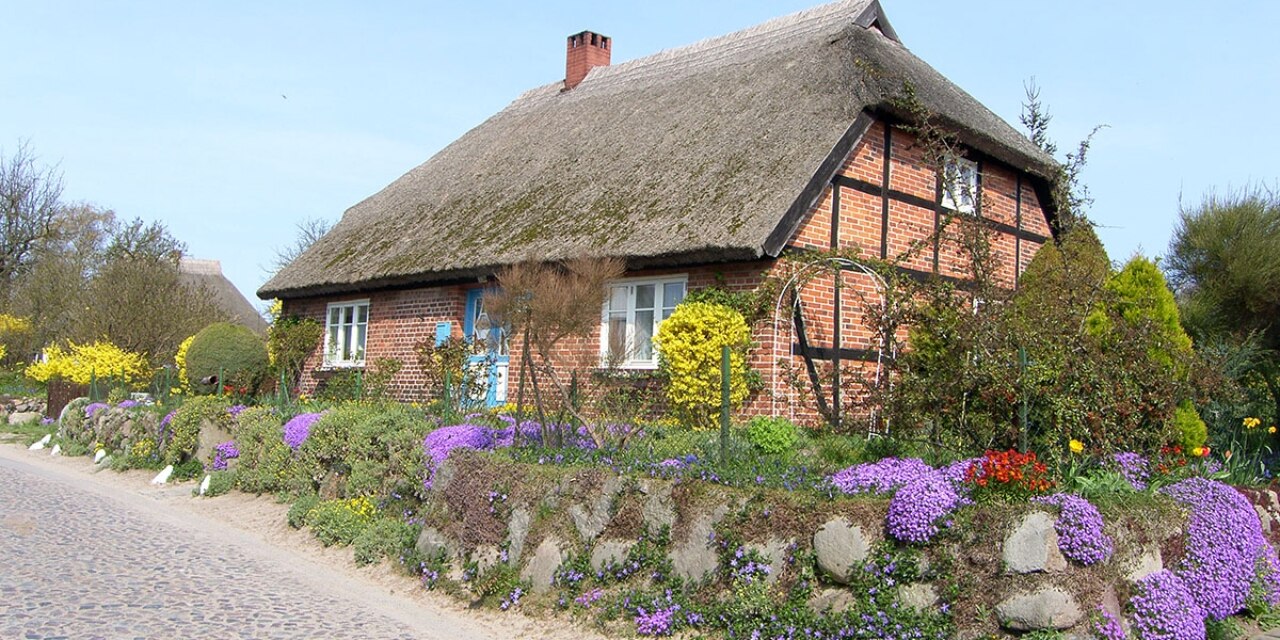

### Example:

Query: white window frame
xmin=941 ymin=157 xmax=978 ymax=214
xmin=600 ymin=275 xmax=687 ymax=369
xmin=323 ymin=299 xmax=370 ymax=368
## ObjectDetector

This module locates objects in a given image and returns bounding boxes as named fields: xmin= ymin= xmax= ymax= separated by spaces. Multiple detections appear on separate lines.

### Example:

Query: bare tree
xmin=270 ymin=217 xmax=332 ymax=274
xmin=487 ymin=255 xmax=625 ymax=448
xmin=76 ymin=218 xmax=228 ymax=363
xmin=9 ymin=203 xmax=114 ymax=353
xmin=0 ymin=140 xmax=64 ymax=302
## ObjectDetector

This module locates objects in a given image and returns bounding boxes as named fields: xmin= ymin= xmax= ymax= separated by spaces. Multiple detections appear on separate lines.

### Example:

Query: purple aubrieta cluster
xmin=116 ymin=399 xmax=140 ymax=409
xmin=1031 ymin=493 xmax=1113 ymax=565
xmin=831 ymin=458 xmax=975 ymax=544
xmin=84 ymin=402 xmax=109 ymax=418
xmin=829 ymin=457 xmax=935 ymax=496
xmin=1129 ymin=570 xmax=1205 ymax=640
xmin=634 ymin=604 xmax=679 ymax=637
xmin=227 ymin=404 xmax=248 ymax=418
xmin=212 ymin=440 xmax=240 ymax=471
xmin=1161 ymin=477 xmax=1280 ymax=619
xmin=1090 ymin=607 xmax=1125 ymax=640
xmin=1111 ymin=451 xmax=1150 ymax=490
xmin=421 ymin=423 xmax=497 ymax=490
xmin=886 ymin=470 xmax=971 ymax=544
xmin=282 ymin=412 xmax=324 ymax=450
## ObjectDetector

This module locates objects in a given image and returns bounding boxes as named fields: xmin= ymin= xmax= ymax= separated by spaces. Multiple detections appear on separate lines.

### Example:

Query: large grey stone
xmin=194 ymin=418 xmax=234 ymax=469
xmin=898 ymin=583 xmax=939 ymax=610
xmin=813 ymin=518 xmax=870 ymax=584
xmin=670 ymin=503 xmax=729 ymax=582
xmin=8 ymin=411 xmax=41 ymax=425
xmin=415 ymin=526 xmax=457 ymax=562
xmin=640 ymin=480 xmax=677 ymax=533
xmin=521 ymin=537 xmax=568 ymax=594
xmin=1125 ymin=547 xmax=1163 ymax=582
xmin=1004 ymin=511 xmax=1067 ymax=574
xmin=745 ymin=539 xmax=793 ymax=584
xmin=506 ymin=507 xmax=531 ymax=565
xmin=590 ymin=539 xmax=635 ymax=572
xmin=996 ymin=587 xmax=1083 ymax=631
xmin=471 ymin=545 xmax=502 ymax=574
xmin=808 ymin=588 xmax=857 ymax=614
xmin=568 ymin=476 xmax=622 ymax=542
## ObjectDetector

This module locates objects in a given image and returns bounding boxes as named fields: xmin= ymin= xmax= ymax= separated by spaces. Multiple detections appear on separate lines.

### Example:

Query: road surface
xmin=0 ymin=443 xmax=580 ymax=640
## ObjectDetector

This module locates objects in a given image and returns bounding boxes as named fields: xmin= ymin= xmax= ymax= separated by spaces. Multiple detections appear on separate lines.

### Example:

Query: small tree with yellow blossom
xmin=654 ymin=301 xmax=752 ymax=430
xmin=25 ymin=340 xmax=150 ymax=387
xmin=0 ymin=314 xmax=32 ymax=363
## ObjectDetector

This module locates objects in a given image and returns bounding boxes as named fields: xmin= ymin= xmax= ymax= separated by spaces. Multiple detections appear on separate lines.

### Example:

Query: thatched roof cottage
xmin=260 ymin=0 xmax=1057 ymax=425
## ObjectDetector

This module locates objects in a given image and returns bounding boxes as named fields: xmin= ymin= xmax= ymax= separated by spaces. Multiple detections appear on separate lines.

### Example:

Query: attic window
xmin=941 ymin=157 xmax=978 ymax=214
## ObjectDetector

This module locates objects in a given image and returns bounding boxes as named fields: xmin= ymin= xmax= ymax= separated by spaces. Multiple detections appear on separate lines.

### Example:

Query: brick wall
xmin=280 ymin=116 xmax=1052 ymax=429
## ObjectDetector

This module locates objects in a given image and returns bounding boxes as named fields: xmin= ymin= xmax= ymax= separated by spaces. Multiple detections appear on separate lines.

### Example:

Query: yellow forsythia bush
xmin=0 ymin=313 xmax=32 ymax=361
xmin=25 ymin=341 xmax=151 ymax=386
xmin=175 ymin=335 xmax=195 ymax=391
xmin=653 ymin=301 xmax=751 ymax=430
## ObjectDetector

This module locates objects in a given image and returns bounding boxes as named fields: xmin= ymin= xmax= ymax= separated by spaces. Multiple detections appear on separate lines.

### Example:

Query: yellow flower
xmin=1192 ymin=446 xmax=1205 ymax=457
xmin=1270 ymin=426 xmax=1277 ymax=434
xmin=1244 ymin=417 xmax=1262 ymax=429
xmin=1069 ymin=439 xmax=1084 ymax=454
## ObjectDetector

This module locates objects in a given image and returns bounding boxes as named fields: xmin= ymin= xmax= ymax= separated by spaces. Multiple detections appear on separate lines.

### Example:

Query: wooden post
xmin=720 ymin=345 xmax=731 ymax=465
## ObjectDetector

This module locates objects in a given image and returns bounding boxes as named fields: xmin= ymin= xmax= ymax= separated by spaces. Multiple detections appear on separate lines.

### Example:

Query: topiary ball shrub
xmin=184 ymin=322 xmax=269 ymax=395
xmin=744 ymin=416 xmax=801 ymax=456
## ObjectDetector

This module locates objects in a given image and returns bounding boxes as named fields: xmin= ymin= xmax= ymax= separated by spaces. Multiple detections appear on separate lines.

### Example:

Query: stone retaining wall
xmin=416 ymin=451 xmax=1193 ymax=637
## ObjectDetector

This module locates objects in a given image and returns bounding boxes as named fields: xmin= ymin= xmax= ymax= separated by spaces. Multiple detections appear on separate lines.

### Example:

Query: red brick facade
xmin=280 ymin=118 xmax=1051 ymax=428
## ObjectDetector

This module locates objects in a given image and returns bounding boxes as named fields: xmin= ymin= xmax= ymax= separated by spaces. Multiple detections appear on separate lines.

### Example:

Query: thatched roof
xmin=180 ymin=259 xmax=268 ymax=333
xmin=260 ymin=0 xmax=1056 ymax=299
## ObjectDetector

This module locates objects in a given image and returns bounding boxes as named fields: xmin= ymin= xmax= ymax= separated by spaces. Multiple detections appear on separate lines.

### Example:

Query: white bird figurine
xmin=28 ymin=434 xmax=51 ymax=450
xmin=151 ymin=465 xmax=174 ymax=485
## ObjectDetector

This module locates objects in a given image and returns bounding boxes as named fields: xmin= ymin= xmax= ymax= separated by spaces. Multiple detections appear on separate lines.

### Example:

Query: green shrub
xmin=353 ymin=517 xmax=419 ymax=566
xmin=184 ymin=322 xmax=269 ymax=394
xmin=201 ymin=470 xmax=237 ymax=497
xmin=231 ymin=407 xmax=305 ymax=494
xmin=293 ymin=403 xmax=430 ymax=499
xmin=58 ymin=397 xmax=91 ymax=445
xmin=305 ymin=496 xmax=376 ymax=546
xmin=288 ymin=494 xmax=320 ymax=529
xmin=744 ymin=416 xmax=801 ymax=456
xmin=164 ymin=396 xmax=229 ymax=464
xmin=1173 ymin=399 xmax=1208 ymax=449
xmin=267 ymin=316 xmax=323 ymax=392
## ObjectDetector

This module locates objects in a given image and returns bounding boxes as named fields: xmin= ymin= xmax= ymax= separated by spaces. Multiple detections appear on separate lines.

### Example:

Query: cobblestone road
xmin=0 ymin=449 xmax=504 ymax=640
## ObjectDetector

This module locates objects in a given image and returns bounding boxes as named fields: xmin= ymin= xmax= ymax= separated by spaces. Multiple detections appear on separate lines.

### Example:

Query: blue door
xmin=463 ymin=289 xmax=509 ymax=408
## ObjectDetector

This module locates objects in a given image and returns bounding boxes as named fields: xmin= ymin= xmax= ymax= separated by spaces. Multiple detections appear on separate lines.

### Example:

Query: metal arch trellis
xmin=769 ymin=256 xmax=894 ymax=432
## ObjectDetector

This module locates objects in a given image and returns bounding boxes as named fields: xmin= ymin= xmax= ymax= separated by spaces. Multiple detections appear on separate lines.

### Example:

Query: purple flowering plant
xmin=212 ymin=440 xmax=240 ymax=471
xmin=1031 ymin=493 xmax=1113 ymax=565
xmin=1129 ymin=570 xmax=1205 ymax=640
xmin=1161 ymin=477 xmax=1280 ymax=619
xmin=84 ymin=402 xmax=109 ymax=418
xmin=283 ymin=412 xmax=324 ymax=450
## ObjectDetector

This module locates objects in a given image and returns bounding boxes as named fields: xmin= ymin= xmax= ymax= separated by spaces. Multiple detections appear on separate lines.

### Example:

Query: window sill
xmin=317 ymin=363 xmax=366 ymax=371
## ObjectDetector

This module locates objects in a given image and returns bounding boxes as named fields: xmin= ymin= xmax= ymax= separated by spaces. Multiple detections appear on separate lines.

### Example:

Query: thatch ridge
xmin=260 ymin=0 xmax=1055 ymax=299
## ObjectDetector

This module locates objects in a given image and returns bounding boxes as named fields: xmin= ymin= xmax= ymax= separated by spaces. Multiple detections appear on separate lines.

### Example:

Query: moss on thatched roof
xmin=260 ymin=0 xmax=1055 ymax=299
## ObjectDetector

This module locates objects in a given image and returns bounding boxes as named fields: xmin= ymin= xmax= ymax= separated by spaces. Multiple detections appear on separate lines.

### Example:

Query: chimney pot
xmin=564 ymin=30 xmax=610 ymax=91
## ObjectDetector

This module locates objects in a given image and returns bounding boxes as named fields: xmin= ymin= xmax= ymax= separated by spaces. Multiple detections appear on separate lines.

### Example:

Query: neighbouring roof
xmin=260 ymin=0 xmax=1056 ymax=299
xmin=180 ymin=258 xmax=269 ymax=333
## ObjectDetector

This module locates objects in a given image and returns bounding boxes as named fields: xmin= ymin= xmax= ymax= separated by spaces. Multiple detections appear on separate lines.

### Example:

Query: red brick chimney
xmin=564 ymin=30 xmax=610 ymax=91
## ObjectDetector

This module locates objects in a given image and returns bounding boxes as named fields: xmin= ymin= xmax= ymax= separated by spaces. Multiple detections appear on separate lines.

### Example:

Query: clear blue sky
xmin=2 ymin=1 xmax=1276 ymax=310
